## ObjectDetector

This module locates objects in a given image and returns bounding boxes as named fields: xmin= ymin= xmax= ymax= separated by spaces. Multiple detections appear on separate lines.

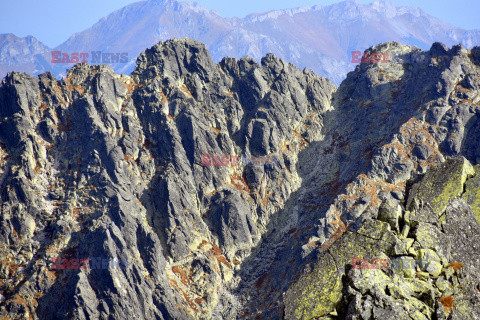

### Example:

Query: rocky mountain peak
xmin=132 ymin=38 xmax=218 ymax=84
xmin=1 ymin=39 xmax=480 ymax=319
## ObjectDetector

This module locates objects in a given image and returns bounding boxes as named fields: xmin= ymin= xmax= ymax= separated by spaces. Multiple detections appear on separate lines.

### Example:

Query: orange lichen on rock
xmin=57 ymin=119 xmax=73 ymax=132
xmin=215 ymin=255 xmax=232 ymax=269
xmin=64 ymin=78 xmax=85 ymax=95
xmin=12 ymin=295 xmax=27 ymax=305
xmin=39 ymin=102 xmax=48 ymax=112
xmin=160 ymin=91 xmax=168 ymax=103
xmin=210 ymin=127 xmax=220 ymax=134
xmin=124 ymin=154 xmax=135 ymax=162
xmin=447 ymin=262 xmax=464 ymax=271
xmin=180 ymin=85 xmax=193 ymax=97
xmin=172 ymin=266 xmax=189 ymax=286
xmin=120 ymin=78 xmax=138 ymax=93
xmin=229 ymin=173 xmax=251 ymax=193
xmin=210 ymin=243 xmax=222 ymax=256
xmin=319 ymin=210 xmax=349 ymax=251
xmin=292 ymin=129 xmax=309 ymax=148
xmin=439 ymin=296 xmax=455 ymax=313
xmin=45 ymin=270 xmax=57 ymax=283
xmin=194 ymin=297 xmax=205 ymax=305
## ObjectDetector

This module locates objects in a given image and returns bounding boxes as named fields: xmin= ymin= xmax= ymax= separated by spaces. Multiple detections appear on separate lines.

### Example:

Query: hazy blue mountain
xmin=0 ymin=33 xmax=52 ymax=77
xmin=2 ymin=0 xmax=480 ymax=83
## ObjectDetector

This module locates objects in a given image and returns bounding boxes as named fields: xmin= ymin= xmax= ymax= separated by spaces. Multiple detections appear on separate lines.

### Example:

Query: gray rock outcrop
xmin=1 ymin=39 xmax=480 ymax=319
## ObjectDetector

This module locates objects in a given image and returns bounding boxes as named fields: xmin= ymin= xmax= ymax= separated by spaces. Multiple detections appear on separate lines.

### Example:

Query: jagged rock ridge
xmin=0 ymin=39 xmax=480 ymax=319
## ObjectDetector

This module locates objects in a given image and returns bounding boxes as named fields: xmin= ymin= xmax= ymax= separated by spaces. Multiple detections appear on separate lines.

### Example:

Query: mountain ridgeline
xmin=2 ymin=0 xmax=480 ymax=84
xmin=1 ymin=39 xmax=480 ymax=319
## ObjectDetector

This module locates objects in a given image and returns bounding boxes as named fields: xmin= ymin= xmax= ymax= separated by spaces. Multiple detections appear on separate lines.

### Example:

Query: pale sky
xmin=0 ymin=0 xmax=478 ymax=48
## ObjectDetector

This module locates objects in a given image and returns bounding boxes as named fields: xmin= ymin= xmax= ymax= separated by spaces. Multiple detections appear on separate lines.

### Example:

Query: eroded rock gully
xmin=1 ymin=39 xmax=480 ymax=319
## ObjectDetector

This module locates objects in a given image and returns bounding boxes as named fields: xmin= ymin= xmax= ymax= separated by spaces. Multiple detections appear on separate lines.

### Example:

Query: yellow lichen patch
xmin=284 ymin=255 xmax=343 ymax=320
xmin=407 ymin=157 xmax=474 ymax=215
xmin=462 ymin=165 xmax=480 ymax=224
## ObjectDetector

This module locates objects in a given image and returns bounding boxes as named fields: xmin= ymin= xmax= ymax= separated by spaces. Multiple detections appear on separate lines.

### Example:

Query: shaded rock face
xmin=0 ymin=39 xmax=334 ymax=319
xmin=0 ymin=39 xmax=480 ymax=320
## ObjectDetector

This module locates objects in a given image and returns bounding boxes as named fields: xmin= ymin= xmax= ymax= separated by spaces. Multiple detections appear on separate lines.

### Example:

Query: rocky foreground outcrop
xmin=1 ymin=39 xmax=480 ymax=319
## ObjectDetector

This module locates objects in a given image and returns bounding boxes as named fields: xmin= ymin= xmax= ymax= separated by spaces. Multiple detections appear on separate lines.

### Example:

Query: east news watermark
xmin=351 ymin=51 xmax=389 ymax=64
xmin=201 ymin=153 xmax=280 ymax=167
xmin=51 ymin=51 xmax=129 ymax=64
xmin=351 ymin=257 xmax=438 ymax=270
xmin=50 ymin=257 xmax=129 ymax=270
xmin=351 ymin=50 xmax=429 ymax=64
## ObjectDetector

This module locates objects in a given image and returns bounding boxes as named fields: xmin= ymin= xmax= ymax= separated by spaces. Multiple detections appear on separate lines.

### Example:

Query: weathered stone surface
xmin=283 ymin=158 xmax=480 ymax=319
xmin=1 ymin=39 xmax=480 ymax=319
xmin=406 ymin=156 xmax=474 ymax=215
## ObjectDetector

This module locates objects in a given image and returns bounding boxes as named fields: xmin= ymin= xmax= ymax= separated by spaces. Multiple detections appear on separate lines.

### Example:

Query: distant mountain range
xmin=1 ymin=0 xmax=480 ymax=84
xmin=0 ymin=34 xmax=51 ymax=77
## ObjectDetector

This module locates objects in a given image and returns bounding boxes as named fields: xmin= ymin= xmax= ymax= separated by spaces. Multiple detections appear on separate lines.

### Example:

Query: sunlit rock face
xmin=1 ymin=39 xmax=480 ymax=319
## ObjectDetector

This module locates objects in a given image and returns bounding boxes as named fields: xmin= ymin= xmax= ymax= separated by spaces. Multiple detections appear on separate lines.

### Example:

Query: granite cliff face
xmin=1 ymin=39 xmax=480 ymax=319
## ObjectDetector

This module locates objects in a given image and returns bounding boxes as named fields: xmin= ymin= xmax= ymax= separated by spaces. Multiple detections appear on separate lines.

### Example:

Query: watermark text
xmin=51 ymin=51 xmax=129 ymax=64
